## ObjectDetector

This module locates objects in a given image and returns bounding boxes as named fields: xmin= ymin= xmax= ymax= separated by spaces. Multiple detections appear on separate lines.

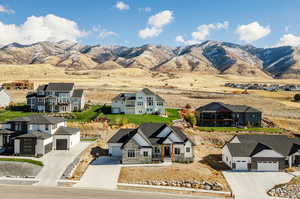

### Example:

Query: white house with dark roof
xmin=108 ymin=123 xmax=194 ymax=164
xmin=223 ymin=134 xmax=300 ymax=171
xmin=0 ymin=87 xmax=10 ymax=108
xmin=0 ymin=115 xmax=80 ymax=157
xmin=111 ymin=88 xmax=166 ymax=115
xmin=26 ymin=83 xmax=85 ymax=113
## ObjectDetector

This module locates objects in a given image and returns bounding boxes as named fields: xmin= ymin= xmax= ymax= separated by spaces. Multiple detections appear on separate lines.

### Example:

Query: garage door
xmin=257 ymin=161 xmax=279 ymax=171
xmin=235 ymin=161 xmax=248 ymax=170
xmin=112 ymin=108 xmax=120 ymax=114
xmin=56 ymin=139 xmax=68 ymax=150
xmin=111 ymin=146 xmax=122 ymax=156
xmin=20 ymin=138 xmax=36 ymax=155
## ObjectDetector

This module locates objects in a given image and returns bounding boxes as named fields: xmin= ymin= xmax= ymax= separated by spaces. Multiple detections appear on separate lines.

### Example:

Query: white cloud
xmin=138 ymin=10 xmax=173 ymax=39
xmin=115 ymin=1 xmax=130 ymax=11
xmin=0 ymin=14 xmax=87 ymax=46
xmin=99 ymin=30 xmax=118 ymax=39
xmin=277 ymin=34 xmax=300 ymax=47
xmin=139 ymin=27 xmax=162 ymax=39
xmin=176 ymin=21 xmax=229 ymax=45
xmin=235 ymin=21 xmax=271 ymax=43
xmin=0 ymin=5 xmax=15 ymax=14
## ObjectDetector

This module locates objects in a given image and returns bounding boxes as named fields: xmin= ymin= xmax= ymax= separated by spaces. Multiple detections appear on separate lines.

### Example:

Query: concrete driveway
xmin=35 ymin=142 xmax=91 ymax=187
xmin=223 ymin=171 xmax=293 ymax=199
xmin=74 ymin=156 xmax=121 ymax=190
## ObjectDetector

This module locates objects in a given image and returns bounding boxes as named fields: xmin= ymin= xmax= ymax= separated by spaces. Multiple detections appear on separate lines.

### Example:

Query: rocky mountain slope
xmin=0 ymin=40 xmax=299 ymax=79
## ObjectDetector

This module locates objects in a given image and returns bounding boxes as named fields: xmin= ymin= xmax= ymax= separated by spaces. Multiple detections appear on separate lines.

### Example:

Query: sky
xmin=0 ymin=0 xmax=299 ymax=47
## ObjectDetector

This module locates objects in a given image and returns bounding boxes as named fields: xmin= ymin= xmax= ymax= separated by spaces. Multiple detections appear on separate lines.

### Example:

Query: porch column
xmin=161 ymin=145 xmax=164 ymax=161
xmin=289 ymin=156 xmax=292 ymax=168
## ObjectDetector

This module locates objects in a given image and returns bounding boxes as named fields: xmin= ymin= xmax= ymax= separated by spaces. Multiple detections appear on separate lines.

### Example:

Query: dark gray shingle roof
xmin=45 ymin=83 xmax=74 ymax=92
xmin=9 ymin=115 xmax=66 ymax=124
xmin=72 ymin=89 xmax=84 ymax=98
xmin=227 ymin=135 xmax=300 ymax=157
xmin=108 ymin=128 xmax=136 ymax=143
xmin=15 ymin=131 xmax=52 ymax=140
xmin=196 ymin=102 xmax=261 ymax=113
xmin=55 ymin=126 xmax=80 ymax=135
xmin=108 ymin=123 xmax=191 ymax=146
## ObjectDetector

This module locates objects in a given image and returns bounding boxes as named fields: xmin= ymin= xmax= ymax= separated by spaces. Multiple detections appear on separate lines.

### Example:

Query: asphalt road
xmin=0 ymin=185 xmax=225 ymax=199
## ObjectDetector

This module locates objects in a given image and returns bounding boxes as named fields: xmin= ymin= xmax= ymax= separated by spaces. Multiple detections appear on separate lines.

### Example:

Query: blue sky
xmin=0 ymin=0 xmax=299 ymax=47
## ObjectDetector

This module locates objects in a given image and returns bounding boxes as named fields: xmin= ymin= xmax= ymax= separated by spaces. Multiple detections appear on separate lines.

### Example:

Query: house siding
xmin=122 ymin=139 xmax=152 ymax=164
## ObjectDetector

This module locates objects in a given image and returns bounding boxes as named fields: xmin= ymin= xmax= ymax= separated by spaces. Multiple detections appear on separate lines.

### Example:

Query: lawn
xmin=103 ymin=108 xmax=180 ymax=125
xmin=0 ymin=110 xmax=34 ymax=122
xmin=70 ymin=105 xmax=102 ymax=122
xmin=0 ymin=158 xmax=44 ymax=166
xmin=198 ymin=127 xmax=285 ymax=133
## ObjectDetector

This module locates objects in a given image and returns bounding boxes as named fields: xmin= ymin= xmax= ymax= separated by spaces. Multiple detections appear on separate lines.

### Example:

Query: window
xmin=45 ymin=124 xmax=49 ymax=131
xmin=128 ymin=150 xmax=135 ymax=158
xmin=15 ymin=123 xmax=22 ymax=131
xmin=175 ymin=148 xmax=180 ymax=155
xmin=143 ymin=151 xmax=148 ymax=157
xmin=154 ymin=147 xmax=160 ymax=153
xmin=38 ymin=98 xmax=44 ymax=102
xmin=157 ymin=102 xmax=163 ymax=106
xmin=148 ymin=102 xmax=153 ymax=106
xmin=186 ymin=147 xmax=190 ymax=153
xmin=137 ymin=102 xmax=143 ymax=106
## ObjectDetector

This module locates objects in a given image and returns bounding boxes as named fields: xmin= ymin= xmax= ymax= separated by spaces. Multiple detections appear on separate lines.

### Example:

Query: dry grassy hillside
xmin=1 ymin=64 xmax=300 ymax=131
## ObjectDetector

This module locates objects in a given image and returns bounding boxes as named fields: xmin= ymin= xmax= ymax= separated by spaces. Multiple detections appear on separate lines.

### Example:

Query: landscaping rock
xmin=135 ymin=180 xmax=224 ymax=191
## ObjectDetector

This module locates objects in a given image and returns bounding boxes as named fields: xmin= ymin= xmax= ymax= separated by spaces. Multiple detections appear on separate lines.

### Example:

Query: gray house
xmin=26 ymin=83 xmax=85 ymax=113
xmin=0 ymin=87 xmax=10 ymax=108
xmin=223 ymin=135 xmax=300 ymax=171
xmin=108 ymin=123 xmax=194 ymax=164
xmin=0 ymin=115 xmax=80 ymax=156
xmin=195 ymin=102 xmax=262 ymax=127
xmin=111 ymin=88 xmax=166 ymax=115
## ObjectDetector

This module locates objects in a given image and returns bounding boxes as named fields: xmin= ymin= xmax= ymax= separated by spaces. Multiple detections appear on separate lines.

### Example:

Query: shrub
xmin=184 ymin=112 xmax=197 ymax=127
xmin=114 ymin=117 xmax=128 ymax=126
xmin=185 ymin=104 xmax=192 ymax=109
xmin=294 ymin=94 xmax=300 ymax=101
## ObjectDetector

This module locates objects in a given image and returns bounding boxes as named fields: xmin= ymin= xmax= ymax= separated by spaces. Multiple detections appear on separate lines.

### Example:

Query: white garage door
xmin=235 ymin=161 xmax=248 ymax=170
xmin=257 ymin=161 xmax=279 ymax=171
xmin=112 ymin=108 xmax=120 ymax=114
xmin=110 ymin=146 xmax=122 ymax=157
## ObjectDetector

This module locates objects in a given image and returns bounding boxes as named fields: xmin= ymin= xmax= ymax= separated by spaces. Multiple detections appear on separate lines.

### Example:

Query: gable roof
xmin=14 ymin=131 xmax=52 ymax=140
xmin=112 ymin=88 xmax=165 ymax=102
xmin=55 ymin=126 xmax=79 ymax=135
xmin=108 ymin=123 xmax=192 ymax=147
xmin=227 ymin=134 xmax=300 ymax=157
xmin=45 ymin=83 xmax=74 ymax=92
xmin=9 ymin=115 xmax=66 ymax=124
xmin=72 ymin=89 xmax=84 ymax=98
xmin=196 ymin=102 xmax=261 ymax=113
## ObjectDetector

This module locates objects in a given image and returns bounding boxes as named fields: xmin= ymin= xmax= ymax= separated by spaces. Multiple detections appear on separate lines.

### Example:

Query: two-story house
xmin=108 ymin=123 xmax=194 ymax=164
xmin=26 ymin=83 xmax=85 ymax=113
xmin=111 ymin=88 xmax=166 ymax=115
xmin=0 ymin=87 xmax=10 ymax=108
xmin=0 ymin=115 xmax=80 ymax=156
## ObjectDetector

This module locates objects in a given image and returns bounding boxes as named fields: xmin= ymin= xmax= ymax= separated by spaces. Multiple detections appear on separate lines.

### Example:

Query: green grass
xmin=80 ymin=138 xmax=98 ymax=142
xmin=70 ymin=105 xmax=102 ymax=122
xmin=0 ymin=158 xmax=44 ymax=166
xmin=0 ymin=110 xmax=34 ymax=122
xmin=103 ymin=108 xmax=180 ymax=125
xmin=198 ymin=127 xmax=285 ymax=133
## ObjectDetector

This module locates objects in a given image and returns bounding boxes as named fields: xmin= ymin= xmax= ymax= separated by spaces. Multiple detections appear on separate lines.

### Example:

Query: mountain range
xmin=0 ymin=40 xmax=300 ymax=79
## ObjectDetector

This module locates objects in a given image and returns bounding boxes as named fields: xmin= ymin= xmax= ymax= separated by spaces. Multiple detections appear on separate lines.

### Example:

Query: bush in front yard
xmin=184 ymin=112 xmax=197 ymax=127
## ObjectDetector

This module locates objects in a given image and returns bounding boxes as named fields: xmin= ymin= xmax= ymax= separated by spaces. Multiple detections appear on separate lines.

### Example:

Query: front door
xmin=164 ymin=145 xmax=170 ymax=157
xmin=295 ymin=155 xmax=300 ymax=166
